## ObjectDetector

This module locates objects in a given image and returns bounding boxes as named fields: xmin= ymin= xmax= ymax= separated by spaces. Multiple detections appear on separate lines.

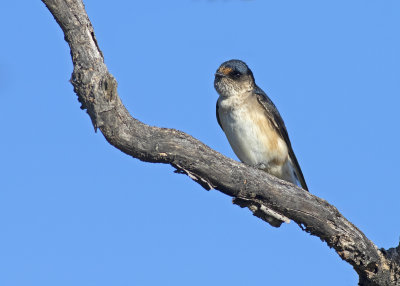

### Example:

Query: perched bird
xmin=214 ymin=59 xmax=308 ymax=193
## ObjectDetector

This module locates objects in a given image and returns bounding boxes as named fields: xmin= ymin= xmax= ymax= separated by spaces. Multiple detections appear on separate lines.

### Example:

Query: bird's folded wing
xmin=254 ymin=87 xmax=308 ymax=191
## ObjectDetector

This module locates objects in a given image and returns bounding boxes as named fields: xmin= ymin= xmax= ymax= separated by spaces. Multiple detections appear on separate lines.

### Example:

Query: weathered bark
xmin=41 ymin=0 xmax=400 ymax=285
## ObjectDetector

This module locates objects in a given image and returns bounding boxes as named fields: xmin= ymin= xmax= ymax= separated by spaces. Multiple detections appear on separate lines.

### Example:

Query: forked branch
xmin=41 ymin=0 xmax=400 ymax=285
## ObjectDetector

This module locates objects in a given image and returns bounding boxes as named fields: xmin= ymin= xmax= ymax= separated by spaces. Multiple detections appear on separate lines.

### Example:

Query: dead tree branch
xmin=41 ymin=0 xmax=400 ymax=284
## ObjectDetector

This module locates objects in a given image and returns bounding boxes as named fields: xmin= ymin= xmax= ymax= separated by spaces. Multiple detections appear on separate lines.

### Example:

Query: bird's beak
xmin=215 ymin=72 xmax=227 ymax=78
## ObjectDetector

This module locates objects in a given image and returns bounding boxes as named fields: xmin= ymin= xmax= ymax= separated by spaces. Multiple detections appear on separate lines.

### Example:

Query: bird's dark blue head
xmin=214 ymin=59 xmax=255 ymax=97
xmin=215 ymin=59 xmax=254 ymax=81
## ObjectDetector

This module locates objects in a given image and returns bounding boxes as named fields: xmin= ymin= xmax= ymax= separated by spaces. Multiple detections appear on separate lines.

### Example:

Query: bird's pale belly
xmin=219 ymin=106 xmax=294 ymax=182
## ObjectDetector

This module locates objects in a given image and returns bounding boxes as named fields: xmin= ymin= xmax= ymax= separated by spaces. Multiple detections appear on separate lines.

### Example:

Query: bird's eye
xmin=230 ymin=71 xmax=241 ymax=78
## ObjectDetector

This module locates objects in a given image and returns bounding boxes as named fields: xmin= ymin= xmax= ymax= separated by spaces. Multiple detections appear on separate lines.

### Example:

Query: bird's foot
xmin=253 ymin=162 xmax=268 ymax=171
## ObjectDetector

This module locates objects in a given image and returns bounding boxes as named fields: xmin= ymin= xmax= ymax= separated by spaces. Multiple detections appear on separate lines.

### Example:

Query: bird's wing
xmin=254 ymin=87 xmax=309 ymax=191
xmin=216 ymin=101 xmax=223 ymax=130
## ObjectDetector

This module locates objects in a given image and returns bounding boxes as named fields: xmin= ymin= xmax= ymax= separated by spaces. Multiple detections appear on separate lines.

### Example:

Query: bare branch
xmin=41 ymin=0 xmax=400 ymax=284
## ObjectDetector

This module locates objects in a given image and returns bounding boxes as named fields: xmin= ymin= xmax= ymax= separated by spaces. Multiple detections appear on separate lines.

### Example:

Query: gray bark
xmin=41 ymin=0 xmax=400 ymax=285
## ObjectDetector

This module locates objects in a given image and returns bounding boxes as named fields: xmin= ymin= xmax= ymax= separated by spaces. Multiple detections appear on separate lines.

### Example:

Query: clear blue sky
xmin=1 ymin=1 xmax=399 ymax=285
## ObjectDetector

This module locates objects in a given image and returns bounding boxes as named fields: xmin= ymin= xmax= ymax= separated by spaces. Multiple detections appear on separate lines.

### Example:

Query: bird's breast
xmin=218 ymin=96 xmax=288 ymax=168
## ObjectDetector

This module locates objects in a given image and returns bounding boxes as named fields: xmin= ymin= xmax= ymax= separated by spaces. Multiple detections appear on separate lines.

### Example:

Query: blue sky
xmin=1 ymin=1 xmax=399 ymax=285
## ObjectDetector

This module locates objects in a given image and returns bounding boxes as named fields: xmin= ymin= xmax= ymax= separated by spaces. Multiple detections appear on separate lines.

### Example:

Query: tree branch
xmin=41 ymin=0 xmax=400 ymax=285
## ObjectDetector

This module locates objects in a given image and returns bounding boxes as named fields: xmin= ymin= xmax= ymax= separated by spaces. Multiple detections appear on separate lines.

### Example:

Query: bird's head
xmin=214 ymin=59 xmax=255 ymax=98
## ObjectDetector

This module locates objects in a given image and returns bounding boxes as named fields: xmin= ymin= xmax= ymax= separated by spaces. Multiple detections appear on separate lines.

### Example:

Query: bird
xmin=214 ymin=59 xmax=308 ymax=193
